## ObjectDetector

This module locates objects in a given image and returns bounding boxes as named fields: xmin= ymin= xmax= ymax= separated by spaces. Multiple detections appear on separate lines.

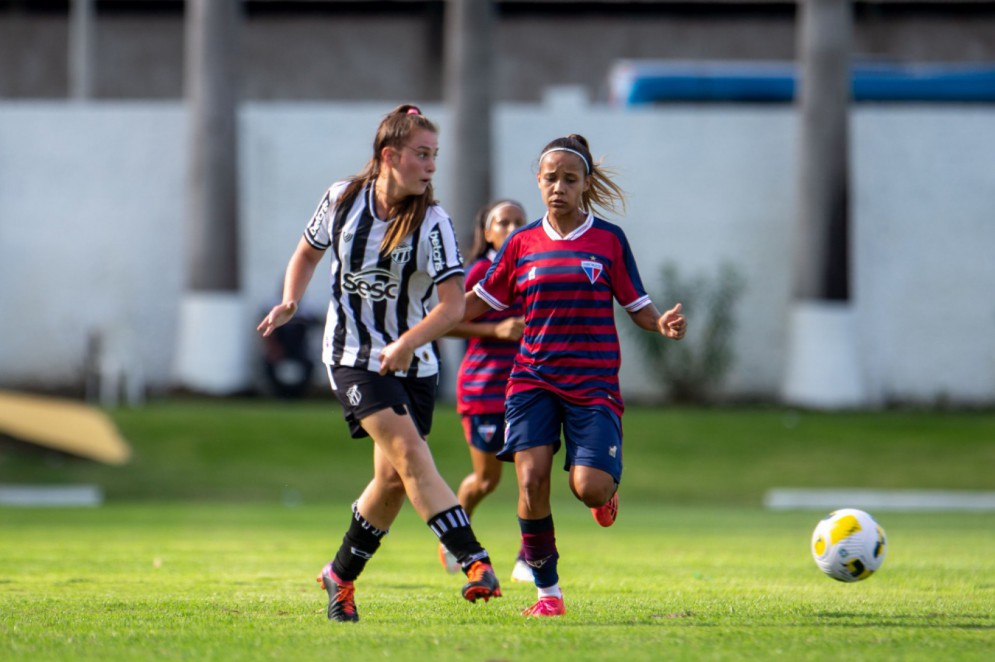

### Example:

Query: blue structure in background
xmin=609 ymin=60 xmax=995 ymax=105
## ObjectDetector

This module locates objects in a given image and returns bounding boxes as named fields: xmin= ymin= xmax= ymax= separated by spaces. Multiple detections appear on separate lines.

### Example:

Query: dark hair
xmin=337 ymin=104 xmax=439 ymax=255
xmin=469 ymin=199 xmax=527 ymax=261
xmin=539 ymin=134 xmax=626 ymax=217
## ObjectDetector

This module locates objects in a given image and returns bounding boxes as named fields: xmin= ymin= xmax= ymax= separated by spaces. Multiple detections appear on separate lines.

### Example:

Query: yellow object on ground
xmin=0 ymin=391 xmax=131 ymax=465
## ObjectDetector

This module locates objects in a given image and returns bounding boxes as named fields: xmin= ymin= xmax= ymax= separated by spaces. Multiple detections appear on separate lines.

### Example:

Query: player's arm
xmin=628 ymin=302 xmax=686 ymax=340
xmin=257 ymin=237 xmax=324 ymax=337
xmin=447 ymin=315 xmax=524 ymax=341
xmin=379 ymin=275 xmax=466 ymax=374
xmin=450 ymin=280 xmax=523 ymax=341
xmin=461 ymin=289 xmax=495 ymax=323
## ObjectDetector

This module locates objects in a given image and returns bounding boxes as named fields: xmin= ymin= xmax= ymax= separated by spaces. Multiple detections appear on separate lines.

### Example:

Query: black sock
xmin=427 ymin=505 xmax=490 ymax=571
xmin=331 ymin=502 xmax=388 ymax=582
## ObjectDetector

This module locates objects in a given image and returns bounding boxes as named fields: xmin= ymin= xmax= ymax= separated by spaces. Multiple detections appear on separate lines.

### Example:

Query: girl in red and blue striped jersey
xmin=438 ymin=200 xmax=533 ymax=583
xmin=463 ymin=134 xmax=687 ymax=617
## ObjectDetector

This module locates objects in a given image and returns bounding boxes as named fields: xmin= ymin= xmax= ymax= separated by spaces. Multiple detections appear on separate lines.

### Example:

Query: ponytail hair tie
xmin=406 ymin=106 xmax=422 ymax=115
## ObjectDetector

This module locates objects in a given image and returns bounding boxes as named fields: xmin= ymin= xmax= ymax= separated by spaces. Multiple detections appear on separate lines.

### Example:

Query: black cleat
xmin=317 ymin=564 xmax=359 ymax=622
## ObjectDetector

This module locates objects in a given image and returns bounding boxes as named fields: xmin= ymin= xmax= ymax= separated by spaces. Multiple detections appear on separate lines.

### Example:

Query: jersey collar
xmin=367 ymin=182 xmax=390 ymax=223
xmin=542 ymin=211 xmax=594 ymax=241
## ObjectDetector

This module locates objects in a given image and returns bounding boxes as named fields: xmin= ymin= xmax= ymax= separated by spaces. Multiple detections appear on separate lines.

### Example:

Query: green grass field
xmin=2 ymin=401 xmax=994 ymax=660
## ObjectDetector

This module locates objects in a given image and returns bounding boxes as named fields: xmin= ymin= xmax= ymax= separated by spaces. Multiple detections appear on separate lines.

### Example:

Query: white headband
xmin=485 ymin=201 xmax=526 ymax=230
xmin=540 ymin=147 xmax=591 ymax=174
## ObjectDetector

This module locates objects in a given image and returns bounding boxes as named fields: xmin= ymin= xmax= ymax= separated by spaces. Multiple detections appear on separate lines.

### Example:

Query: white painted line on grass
xmin=0 ymin=484 xmax=103 ymax=507
xmin=764 ymin=488 xmax=995 ymax=511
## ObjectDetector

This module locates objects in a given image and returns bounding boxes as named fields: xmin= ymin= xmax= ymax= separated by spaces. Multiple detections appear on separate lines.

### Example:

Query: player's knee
xmin=573 ymin=480 xmax=614 ymax=509
xmin=517 ymin=478 xmax=548 ymax=510
xmin=385 ymin=437 xmax=429 ymax=479
xmin=374 ymin=465 xmax=406 ymax=497
xmin=383 ymin=472 xmax=406 ymax=497
xmin=476 ymin=473 xmax=500 ymax=495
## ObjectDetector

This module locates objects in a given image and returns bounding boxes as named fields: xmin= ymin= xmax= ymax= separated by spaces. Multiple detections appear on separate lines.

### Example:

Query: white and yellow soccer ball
xmin=811 ymin=508 xmax=886 ymax=582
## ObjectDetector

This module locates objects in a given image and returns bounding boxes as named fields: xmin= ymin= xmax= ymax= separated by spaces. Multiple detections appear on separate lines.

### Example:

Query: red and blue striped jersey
xmin=456 ymin=252 xmax=523 ymax=416
xmin=473 ymin=212 xmax=652 ymax=415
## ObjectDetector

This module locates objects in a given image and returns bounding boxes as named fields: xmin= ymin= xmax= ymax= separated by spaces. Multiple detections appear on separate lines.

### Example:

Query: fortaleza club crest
xmin=477 ymin=424 xmax=497 ymax=443
xmin=581 ymin=260 xmax=603 ymax=284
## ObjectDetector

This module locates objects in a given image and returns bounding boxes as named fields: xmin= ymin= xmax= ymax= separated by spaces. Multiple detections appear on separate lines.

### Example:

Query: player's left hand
xmin=658 ymin=303 xmax=686 ymax=340
xmin=257 ymin=301 xmax=298 ymax=337
xmin=379 ymin=337 xmax=414 ymax=375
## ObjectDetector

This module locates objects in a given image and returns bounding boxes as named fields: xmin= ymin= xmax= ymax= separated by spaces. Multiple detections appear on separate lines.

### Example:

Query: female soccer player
xmin=258 ymin=104 xmax=501 ymax=622
xmin=438 ymin=200 xmax=533 ymax=583
xmin=463 ymin=134 xmax=687 ymax=617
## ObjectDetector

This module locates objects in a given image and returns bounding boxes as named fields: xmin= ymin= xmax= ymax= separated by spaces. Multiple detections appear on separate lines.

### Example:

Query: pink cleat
xmin=522 ymin=595 xmax=566 ymax=617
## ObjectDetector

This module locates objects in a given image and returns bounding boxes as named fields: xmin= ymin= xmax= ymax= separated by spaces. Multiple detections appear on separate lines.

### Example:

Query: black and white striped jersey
xmin=303 ymin=180 xmax=464 ymax=378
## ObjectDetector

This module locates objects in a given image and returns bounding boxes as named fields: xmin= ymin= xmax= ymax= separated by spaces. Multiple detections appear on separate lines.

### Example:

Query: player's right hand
xmin=257 ymin=301 xmax=298 ymax=337
xmin=494 ymin=317 xmax=525 ymax=341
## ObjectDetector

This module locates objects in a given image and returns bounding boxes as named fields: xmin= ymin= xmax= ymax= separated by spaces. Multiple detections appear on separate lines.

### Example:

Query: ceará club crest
xmin=391 ymin=244 xmax=413 ymax=264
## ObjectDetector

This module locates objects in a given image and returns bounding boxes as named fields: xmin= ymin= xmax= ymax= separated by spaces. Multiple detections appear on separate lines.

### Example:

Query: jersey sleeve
xmin=421 ymin=209 xmax=465 ymax=284
xmin=303 ymin=183 xmax=345 ymax=250
xmin=464 ymin=259 xmax=491 ymax=293
xmin=473 ymin=236 xmax=517 ymax=311
xmin=610 ymin=227 xmax=652 ymax=312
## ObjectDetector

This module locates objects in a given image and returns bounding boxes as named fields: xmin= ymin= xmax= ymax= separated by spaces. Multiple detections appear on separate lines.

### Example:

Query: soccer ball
xmin=810 ymin=508 xmax=886 ymax=582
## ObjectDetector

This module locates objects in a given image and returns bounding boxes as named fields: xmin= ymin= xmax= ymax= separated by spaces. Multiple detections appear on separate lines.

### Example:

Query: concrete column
xmin=784 ymin=0 xmax=865 ymax=408
xmin=175 ymin=0 xmax=249 ymax=394
xmin=69 ymin=0 xmax=95 ymax=100
xmin=444 ymin=0 xmax=495 ymax=250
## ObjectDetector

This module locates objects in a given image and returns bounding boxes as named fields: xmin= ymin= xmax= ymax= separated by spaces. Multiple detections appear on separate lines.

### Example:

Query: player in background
xmin=438 ymin=200 xmax=533 ymax=583
xmin=258 ymin=104 xmax=501 ymax=623
xmin=463 ymin=134 xmax=687 ymax=617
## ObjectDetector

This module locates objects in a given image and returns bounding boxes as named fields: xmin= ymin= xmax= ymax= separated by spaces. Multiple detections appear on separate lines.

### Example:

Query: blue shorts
xmin=498 ymin=388 xmax=623 ymax=483
xmin=461 ymin=413 xmax=507 ymax=454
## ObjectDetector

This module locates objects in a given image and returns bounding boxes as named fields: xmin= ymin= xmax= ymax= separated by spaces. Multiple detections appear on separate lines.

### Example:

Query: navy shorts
xmin=461 ymin=413 xmax=507 ymax=454
xmin=327 ymin=365 xmax=438 ymax=440
xmin=499 ymin=388 xmax=623 ymax=483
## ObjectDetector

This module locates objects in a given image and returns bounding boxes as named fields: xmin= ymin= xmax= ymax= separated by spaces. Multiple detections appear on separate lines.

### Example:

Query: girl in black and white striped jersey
xmin=258 ymin=104 xmax=501 ymax=622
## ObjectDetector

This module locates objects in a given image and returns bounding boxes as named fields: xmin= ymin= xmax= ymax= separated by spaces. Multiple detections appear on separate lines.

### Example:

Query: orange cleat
xmin=461 ymin=561 xmax=502 ymax=603
xmin=591 ymin=491 xmax=618 ymax=527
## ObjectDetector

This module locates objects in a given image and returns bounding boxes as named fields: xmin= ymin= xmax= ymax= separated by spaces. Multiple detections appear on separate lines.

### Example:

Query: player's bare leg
xmin=318 ymin=442 xmax=405 ymax=622
xmin=514 ymin=445 xmax=564 ymax=615
xmin=362 ymin=408 xmax=501 ymax=602
xmin=357 ymin=443 xmax=407 ymax=527
xmin=440 ymin=448 xmax=506 ymax=573
xmin=458 ymin=447 xmax=503 ymax=517
xmin=515 ymin=445 xmax=554 ymax=520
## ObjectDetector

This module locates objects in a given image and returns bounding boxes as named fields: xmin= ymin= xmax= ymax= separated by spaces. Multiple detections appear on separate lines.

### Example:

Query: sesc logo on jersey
xmin=342 ymin=268 xmax=400 ymax=301
xmin=477 ymin=424 xmax=497 ymax=444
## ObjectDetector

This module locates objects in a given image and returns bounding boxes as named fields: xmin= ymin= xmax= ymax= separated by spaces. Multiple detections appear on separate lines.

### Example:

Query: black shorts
xmin=327 ymin=365 xmax=439 ymax=440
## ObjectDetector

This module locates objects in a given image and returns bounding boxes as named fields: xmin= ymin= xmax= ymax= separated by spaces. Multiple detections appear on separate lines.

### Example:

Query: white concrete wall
xmin=0 ymin=103 xmax=186 ymax=390
xmin=1 ymin=99 xmax=993 ymax=405
xmin=852 ymin=106 xmax=995 ymax=404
